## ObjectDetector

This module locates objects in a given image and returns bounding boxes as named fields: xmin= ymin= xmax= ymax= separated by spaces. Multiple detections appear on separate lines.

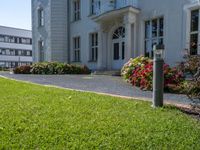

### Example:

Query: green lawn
xmin=0 ymin=78 xmax=200 ymax=149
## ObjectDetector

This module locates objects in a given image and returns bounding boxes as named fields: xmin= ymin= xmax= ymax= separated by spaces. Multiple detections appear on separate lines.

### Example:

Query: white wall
xmin=69 ymin=0 xmax=99 ymax=69
xmin=138 ymin=0 xmax=192 ymax=66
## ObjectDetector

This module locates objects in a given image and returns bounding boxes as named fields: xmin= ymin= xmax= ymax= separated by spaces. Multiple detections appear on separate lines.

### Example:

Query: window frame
xmin=190 ymin=9 xmax=200 ymax=55
xmin=90 ymin=33 xmax=98 ymax=62
xmin=144 ymin=17 xmax=164 ymax=58
xmin=90 ymin=0 xmax=101 ymax=15
xmin=73 ymin=37 xmax=81 ymax=62
xmin=38 ymin=40 xmax=45 ymax=62
xmin=38 ymin=8 xmax=44 ymax=27
xmin=73 ymin=0 xmax=81 ymax=21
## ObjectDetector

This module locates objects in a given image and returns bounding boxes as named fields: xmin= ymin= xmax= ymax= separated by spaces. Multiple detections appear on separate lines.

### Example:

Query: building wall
xmin=69 ymin=0 xmax=99 ymax=69
xmin=32 ymin=0 xmax=68 ymax=63
xmin=32 ymin=0 xmax=198 ymax=69
xmin=32 ymin=0 xmax=51 ymax=62
xmin=0 ymin=26 xmax=32 ymax=68
xmin=138 ymin=0 xmax=192 ymax=65
xmin=50 ymin=0 xmax=68 ymax=62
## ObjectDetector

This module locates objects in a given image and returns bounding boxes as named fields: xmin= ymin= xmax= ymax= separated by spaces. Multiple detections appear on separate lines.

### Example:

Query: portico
xmin=93 ymin=6 xmax=140 ymax=70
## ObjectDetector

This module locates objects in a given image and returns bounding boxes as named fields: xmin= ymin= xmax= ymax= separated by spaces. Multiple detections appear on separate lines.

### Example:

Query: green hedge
xmin=13 ymin=62 xmax=91 ymax=75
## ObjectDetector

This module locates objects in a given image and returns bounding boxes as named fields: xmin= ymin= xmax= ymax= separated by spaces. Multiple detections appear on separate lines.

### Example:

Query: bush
xmin=0 ymin=68 xmax=9 ymax=71
xmin=179 ymin=55 xmax=200 ymax=102
xmin=121 ymin=56 xmax=184 ymax=92
xmin=179 ymin=55 xmax=200 ymax=106
xmin=13 ymin=65 xmax=32 ymax=74
xmin=31 ymin=62 xmax=59 ymax=74
xmin=14 ymin=62 xmax=91 ymax=75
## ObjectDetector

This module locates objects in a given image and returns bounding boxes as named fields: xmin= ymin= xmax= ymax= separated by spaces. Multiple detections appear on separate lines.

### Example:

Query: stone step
xmin=92 ymin=70 xmax=121 ymax=76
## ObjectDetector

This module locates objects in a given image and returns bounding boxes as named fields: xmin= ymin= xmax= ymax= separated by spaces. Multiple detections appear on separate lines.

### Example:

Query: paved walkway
xmin=0 ymin=72 xmax=192 ymax=106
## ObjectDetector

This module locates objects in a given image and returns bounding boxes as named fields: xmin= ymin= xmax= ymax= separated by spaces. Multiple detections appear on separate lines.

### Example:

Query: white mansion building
xmin=32 ymin=0 xmax=200 ymax=70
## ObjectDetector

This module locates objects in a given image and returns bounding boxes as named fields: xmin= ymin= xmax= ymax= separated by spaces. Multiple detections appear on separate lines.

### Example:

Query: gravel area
xmin=0 ymin=72 xmax=192 ymax=106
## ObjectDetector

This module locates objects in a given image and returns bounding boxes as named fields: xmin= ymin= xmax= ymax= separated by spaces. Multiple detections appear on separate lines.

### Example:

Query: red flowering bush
xmin=122 ymin=56 xmax=185 ymax=92
xmin=130 ymin=61 xmax=153 ymax=90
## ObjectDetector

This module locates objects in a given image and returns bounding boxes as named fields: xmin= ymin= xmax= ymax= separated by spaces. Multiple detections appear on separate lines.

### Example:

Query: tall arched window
xmin=112 ymin=27 xmax=125 ymax=39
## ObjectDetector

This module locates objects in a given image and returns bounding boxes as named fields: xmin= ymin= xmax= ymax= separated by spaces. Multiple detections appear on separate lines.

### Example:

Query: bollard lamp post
xmin=152 ymin=44 xmax=165 ymax=108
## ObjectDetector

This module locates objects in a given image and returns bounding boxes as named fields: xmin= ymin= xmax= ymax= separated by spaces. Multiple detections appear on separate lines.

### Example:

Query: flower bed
xmin=121 ymin=56 xmax=184 ymax=92
xmin=13 ymin=62 xmax=91 ymax=75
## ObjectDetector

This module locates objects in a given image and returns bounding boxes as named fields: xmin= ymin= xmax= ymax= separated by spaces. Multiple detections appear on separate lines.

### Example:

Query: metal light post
xmin=152 ymin=44 xmax=165 ymax=107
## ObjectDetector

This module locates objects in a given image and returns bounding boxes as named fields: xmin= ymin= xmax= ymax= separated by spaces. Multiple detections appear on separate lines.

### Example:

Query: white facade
xmin=32 ymin=0 xmax=200 ymax=70
xmin=0 ymin=26 xmax=32 ymax=68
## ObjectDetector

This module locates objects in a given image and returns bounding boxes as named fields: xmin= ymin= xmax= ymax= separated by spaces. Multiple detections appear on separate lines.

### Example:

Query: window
xmin=0 ymin=34 xmax=31 ymax=45
xmin=0 ymin=35 xmax=4 ymax=42
xmin=6 ymin=49 xmax=10 ymax=55
xmin=2 ymin=49 xmax=6 ymax=55
xmin=39 ymin=40 xmax=45 ymax=62
xmin=22 ymin=38 xmax=27 ymax=44
xmin=112 ymin=27 xmax=125 ymax=39
xmin=38 ymin=8 xmax=44 ymax=27
xmin=0 ymin=62 xmax=5 ymax=67
xmin=73 ymin=37 xmax=80 ymax=62
xmin=10 ymin=50 xmax=15 ymax=56
xmin=4 ymin=36 xmax=9 ymax=42
xmin=190 ymin=9 xmax=199 ymax=55
xmin=90 ymin=33 xmax=98 ymax=61
xmin=9 ymin=36 xmax=15 ymax=43
xmin=27 ymin=51 xmax=31 ymax=56
xmin=113 ymin=43 xmax=120 ymax=60
xmin=144 ymin=17 xmax=164 ymax=57
xmin=91 ymin=0 xmax=100 ymax=15
xmin=18 ymin=50 xmax=22 ymax=56
xmin=14 ymin=37 xmax=18 ymax=43
xmin=19 ymin=38 xmax=22 ymax=44
xmin=73 ymin=0 xmax=81 ymax=21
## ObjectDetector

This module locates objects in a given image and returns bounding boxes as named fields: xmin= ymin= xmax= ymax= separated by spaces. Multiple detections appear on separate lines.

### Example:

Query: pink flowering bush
xmin=121 ymin=56 xmax=185 ymax=92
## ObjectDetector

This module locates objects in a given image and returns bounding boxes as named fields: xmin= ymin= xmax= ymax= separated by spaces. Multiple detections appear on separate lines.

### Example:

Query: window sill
xmin=71 ymin=61 xmax=81 ymax=63
xmin=88 ymin=60 xmax=97 ymax=63
xmin=71 ymin=19 xmax=82 ymax=24
xmin=88 ymin=14 xmax=97 ymax=19
xmin=37 ymin=26 xmax=44 ymax=29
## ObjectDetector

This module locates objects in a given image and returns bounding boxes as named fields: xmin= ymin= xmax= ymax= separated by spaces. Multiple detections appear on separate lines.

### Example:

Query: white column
xmin=98 ymin=31 xmax=108 ymax=70
xmin=125 ymin=22 xmax=132 ymax=62
xmin=107 ymin=32 xmax=112 ymax=70
xmin=133 ymin=23 xmax=137 ymax=57
xmin=102 ymin=32 xmax=108 ymax=69
xmin=97 ymin=30 xmax=103 ymax=70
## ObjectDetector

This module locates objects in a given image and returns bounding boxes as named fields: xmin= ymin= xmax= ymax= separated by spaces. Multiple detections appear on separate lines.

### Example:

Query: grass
xmin=0 ymin=78 xmax=200 ymax=149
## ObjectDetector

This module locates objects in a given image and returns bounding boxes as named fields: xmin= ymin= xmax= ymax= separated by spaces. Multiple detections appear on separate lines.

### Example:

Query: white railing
xmin=94 ymin=0 xmax=138 ymax=15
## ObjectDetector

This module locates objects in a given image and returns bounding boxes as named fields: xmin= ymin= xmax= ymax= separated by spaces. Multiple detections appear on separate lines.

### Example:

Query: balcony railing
xmin=94 ymin=0 xmax=138 ymax=16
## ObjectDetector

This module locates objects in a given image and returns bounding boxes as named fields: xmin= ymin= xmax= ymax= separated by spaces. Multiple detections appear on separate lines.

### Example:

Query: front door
xmin=112 ymin=40 xmax=125 ymax=70
xmin=111 ymin=26 xmax=126 ymax=70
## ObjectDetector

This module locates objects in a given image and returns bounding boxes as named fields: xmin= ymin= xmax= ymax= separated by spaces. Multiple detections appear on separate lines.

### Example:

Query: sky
xmin=0 ymin=0 xmax=31 ymax=30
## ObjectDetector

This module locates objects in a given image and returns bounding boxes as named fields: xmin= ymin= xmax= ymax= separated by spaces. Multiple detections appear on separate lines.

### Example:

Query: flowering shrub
xmin=13 ymin=65 xmax=32 ymax=74
xmin=14 ymin=62 xmax=91 ymax=75
xmin=121 ymin=56 xmax=184 ymax=92
xmin=121 ymin=56 xmax=151 ymax=81
xmin=178 ymin=55 xmax=200 ymax=107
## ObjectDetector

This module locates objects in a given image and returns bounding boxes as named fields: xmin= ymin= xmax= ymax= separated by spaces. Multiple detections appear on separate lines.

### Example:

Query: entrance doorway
xmin=112 ymin=27 xmax=125 ymax=70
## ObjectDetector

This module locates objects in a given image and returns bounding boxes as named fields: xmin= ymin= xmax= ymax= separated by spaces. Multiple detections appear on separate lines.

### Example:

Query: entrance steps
xmin=92 ymin=70 xmax=121 ymax=76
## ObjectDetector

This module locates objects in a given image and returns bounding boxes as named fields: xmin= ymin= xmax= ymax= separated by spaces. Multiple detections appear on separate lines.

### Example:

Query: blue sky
xmin=0 ymin=0 xmax=31 ymax=30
